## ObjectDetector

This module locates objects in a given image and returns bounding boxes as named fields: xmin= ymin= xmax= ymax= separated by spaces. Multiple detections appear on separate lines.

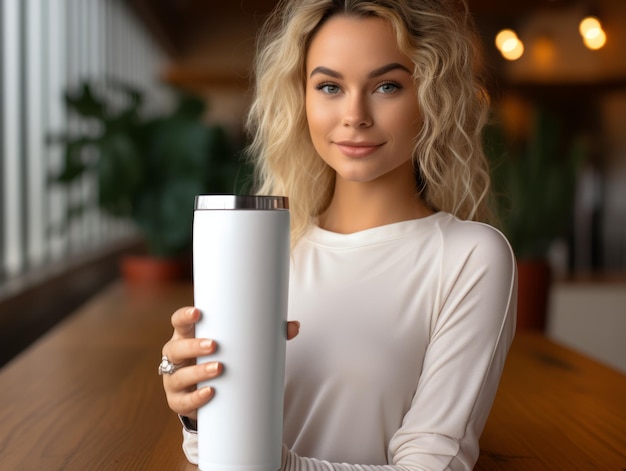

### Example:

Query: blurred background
xmin=0 ymin=0 xmax=624 ymax=371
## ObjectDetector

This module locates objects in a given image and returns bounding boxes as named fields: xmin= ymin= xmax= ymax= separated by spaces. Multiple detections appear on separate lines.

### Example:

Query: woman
xmin=161 ymin=0 xmax=517 ymax=469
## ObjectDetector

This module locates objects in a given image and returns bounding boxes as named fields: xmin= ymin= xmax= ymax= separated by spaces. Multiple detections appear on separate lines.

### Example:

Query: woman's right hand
xmin=161 ymin=306 xmax=223 ymax=420
xmin=161 ymin=306 xmax=301 ymax=421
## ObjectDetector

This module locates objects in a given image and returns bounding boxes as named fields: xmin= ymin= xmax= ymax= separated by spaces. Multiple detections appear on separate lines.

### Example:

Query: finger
xmin=168 ymin=386 xmax=215 ymax=418
xmin=171 ymin=307 xmax=201 ymax=339
xmin=287 ymin=320 xmax=300 ymax=340
xmin=163 ymin=337 xmax=217 ymax=365
xmin=164 ymin=362 xmax=224 ymax=417
xmin=164 ymin=361 xmax=224 ymax=393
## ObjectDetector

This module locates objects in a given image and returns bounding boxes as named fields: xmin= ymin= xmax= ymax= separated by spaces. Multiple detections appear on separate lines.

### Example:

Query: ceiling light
xmin=495 ymin=28 xmax=524 ymax=61
xmin=495 ymin=29 xmax=517 ymax=50
xmin=583 ymin=28 xmax=607 ymax=50
xmin=579 ymin=16 xmax=607 ymax=50
xmin=579 ymin=16 xmax=601 ymax=36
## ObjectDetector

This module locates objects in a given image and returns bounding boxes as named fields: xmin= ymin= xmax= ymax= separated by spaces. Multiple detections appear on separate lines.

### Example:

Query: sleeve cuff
xmin=178 ymin=415 xmax=198 ymax=434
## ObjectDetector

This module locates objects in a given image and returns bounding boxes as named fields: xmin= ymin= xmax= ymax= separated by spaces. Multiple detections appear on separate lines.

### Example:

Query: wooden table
xmin=0 ymin=281 xmax=624 ymax=470
xmin=478 ymin=331 xmax=626 ymax=470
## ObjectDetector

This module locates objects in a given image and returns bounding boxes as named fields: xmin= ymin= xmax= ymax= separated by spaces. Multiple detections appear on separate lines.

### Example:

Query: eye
xmin=316 ymin=83 xmax=341 ymax=95
xmin=376 ymin=81 xmax=402 ymax=94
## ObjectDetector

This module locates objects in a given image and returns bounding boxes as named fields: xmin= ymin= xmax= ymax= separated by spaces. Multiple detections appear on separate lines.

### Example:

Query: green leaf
xmin=49 ymin=79 xmax=247 ymax=257
xmin=64 ymin=83 xmax=108 ymax=120
xmin=485 ymin=106 xmax=585 ymax=259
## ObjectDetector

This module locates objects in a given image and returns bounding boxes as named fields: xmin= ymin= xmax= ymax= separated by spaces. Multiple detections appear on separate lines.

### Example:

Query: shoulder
xmin=435 ymin=212 xmax=512 ymax=251
xmin=433 ymin=214 xmax=517 ymax=329
xmin=435 ymin=213 xmax=516 ymax=272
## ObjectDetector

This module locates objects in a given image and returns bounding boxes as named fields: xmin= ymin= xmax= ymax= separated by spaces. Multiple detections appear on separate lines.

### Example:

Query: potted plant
xmin=50 ymin=80 xmax=250 ymax=282
xmin=486 ymin=105 xmax=586 ymax=330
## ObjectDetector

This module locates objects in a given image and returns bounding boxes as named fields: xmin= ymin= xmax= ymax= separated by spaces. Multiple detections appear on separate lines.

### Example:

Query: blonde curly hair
xmin=247 ymin=0 xmax=492 ymax=244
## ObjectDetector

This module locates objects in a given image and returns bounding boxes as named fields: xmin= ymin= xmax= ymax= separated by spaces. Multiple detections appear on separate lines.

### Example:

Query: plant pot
xmin=120 ymin=254 xmax=191 ymax=284
xmin=516 ymin=258 xmax=552 ymax=331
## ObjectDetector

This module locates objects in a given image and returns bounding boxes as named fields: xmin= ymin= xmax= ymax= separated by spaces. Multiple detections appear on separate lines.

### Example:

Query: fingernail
xmin=198 ymin=386 xmax=212 ymax=398
xmin=200 ymin=339 xmax=213 ymax=350
xmin=205 ymin=362 xmax=218 ymax=374
xmin=187 ymin=307 xmax=197 ymax=317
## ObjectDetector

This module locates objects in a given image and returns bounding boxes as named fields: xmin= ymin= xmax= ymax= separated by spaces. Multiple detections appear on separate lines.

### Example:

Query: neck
xmin=318 ymin=168 xmax=433 ymax=234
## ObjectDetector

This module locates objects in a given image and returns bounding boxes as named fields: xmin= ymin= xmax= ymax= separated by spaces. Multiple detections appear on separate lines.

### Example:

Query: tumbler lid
xmin=195 ymin=194 xmax=289 ymax=210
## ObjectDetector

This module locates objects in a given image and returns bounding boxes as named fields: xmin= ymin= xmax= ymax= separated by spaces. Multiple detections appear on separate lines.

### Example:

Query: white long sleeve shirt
xmin=183 ymin=212 xmax=517 ymax=470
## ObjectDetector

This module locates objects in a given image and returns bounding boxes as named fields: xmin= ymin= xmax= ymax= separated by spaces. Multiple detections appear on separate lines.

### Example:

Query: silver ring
xmin=158 ymin=355 xmax=182 ymax=375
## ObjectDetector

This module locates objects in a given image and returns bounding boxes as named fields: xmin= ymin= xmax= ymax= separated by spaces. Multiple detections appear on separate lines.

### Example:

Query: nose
xmin=342 ymin=93 xmax=373 ymax=128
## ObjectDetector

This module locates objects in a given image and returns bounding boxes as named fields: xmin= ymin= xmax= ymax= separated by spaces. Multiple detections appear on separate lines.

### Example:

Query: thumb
xmin=286 ymin=320 xmax=300 ymax=340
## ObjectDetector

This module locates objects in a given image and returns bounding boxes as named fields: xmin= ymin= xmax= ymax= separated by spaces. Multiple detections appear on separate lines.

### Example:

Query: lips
xmin=335 ymin=141 xmax=384 ymax=158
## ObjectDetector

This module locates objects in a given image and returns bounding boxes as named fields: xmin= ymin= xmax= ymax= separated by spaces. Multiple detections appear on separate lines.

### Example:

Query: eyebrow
xmin=309 ymin=62 xmax=412 ymax=79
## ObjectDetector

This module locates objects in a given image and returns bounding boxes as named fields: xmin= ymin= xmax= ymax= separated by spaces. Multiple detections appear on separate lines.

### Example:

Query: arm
xmin=385 ymin=226 xmax=517 ymax=469
xmin=280 ymin=225 xmax=517 ymax=471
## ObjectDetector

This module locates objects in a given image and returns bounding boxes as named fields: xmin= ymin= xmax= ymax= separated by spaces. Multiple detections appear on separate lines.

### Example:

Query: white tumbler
xmin=193 ymin=194 xmax=290 ymax=471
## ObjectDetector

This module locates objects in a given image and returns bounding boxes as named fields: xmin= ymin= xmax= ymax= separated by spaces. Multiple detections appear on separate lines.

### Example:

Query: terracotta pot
xmin=120 ymin=254 xmax=191 ymax=284
xmin=516 ymin=258 xmax=552 ymax=331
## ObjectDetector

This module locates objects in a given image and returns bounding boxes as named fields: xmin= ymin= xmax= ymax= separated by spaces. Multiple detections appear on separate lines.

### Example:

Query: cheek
xmin=389 ymin=103 xmax=421 ymax=146
xmin=306 ymin=100 xmax=330 ymax=143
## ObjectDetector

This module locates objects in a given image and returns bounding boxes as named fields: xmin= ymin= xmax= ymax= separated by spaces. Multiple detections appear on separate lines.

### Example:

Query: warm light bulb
xmin=579 ymin=16 xmax=601 ymax=36
xmin=579 ymin=16 xmax=606 ymax=50
xmin=501 ymin=37 xmax=519 ymax=53
xmin=584 ymin=28 xmax=607 ymax=50
xmin=495 ymin=28 xmax=524 ymax=60
xmin=495 ymin=29 xmax=518 ymax=51
xmin=584 ymin=26 xmax=602 ymax=40
xmin=502 ymin=39 xmax=524 ymax=60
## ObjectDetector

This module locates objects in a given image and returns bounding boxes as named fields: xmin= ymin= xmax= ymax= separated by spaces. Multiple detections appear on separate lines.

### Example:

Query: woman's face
xmin=305 ymin=15 xmax=421 ymax=187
